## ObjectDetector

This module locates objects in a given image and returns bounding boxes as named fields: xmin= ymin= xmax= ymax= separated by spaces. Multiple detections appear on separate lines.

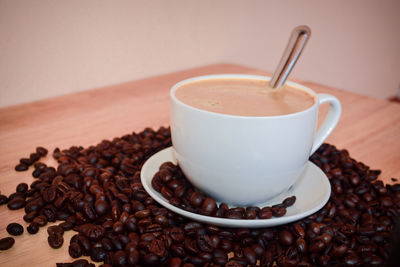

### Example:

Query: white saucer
xmin=141 ymin=147 xmax=331 ymax=228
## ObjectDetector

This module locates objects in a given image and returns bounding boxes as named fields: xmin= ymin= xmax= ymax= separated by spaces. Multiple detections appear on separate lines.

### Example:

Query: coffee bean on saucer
xmin=189 ymin=192 xmax=204 ymax=208
xmin=244 ymin=209 xmax=257 ymax=219
xmin=282 ymin=196 xmax=296 ymax=207
xmin=272 ymin=206 xmax=287 ymax=217
xmin=151 ymin=160 xmax=296 ymax=220
xmin=259 ymin=209 xmax=273 ymax=219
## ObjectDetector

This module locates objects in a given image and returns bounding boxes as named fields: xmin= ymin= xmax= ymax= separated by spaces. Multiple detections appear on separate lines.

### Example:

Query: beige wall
xmin=1 ymin=0 xmax=399 ymax=108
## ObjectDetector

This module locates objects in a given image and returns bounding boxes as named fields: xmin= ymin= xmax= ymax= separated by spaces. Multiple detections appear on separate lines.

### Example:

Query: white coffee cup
xmin=170 ymin=74 xmax=341 ymax=206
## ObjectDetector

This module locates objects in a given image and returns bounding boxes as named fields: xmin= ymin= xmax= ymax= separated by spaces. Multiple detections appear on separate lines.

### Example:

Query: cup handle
xmin=310 ymin=94 xmax=342 ymax=154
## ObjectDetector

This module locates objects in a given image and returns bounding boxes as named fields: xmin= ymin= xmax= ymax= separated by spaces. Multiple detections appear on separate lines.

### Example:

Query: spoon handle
xmin=269 ymin=25 xmax=311 ymax=89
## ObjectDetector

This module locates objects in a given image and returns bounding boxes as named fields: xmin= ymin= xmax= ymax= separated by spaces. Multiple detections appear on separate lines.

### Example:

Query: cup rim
xmin=170 ymin=74 xmax=318 ymax=119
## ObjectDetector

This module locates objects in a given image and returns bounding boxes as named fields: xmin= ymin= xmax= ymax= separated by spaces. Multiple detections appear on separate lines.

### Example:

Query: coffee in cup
xmin=174 ymin=77 xmax=315 ymax=116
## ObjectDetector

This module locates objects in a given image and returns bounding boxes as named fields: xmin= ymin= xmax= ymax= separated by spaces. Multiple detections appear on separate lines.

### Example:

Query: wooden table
xmin=0 ymin=64 xmax=399 ymax=266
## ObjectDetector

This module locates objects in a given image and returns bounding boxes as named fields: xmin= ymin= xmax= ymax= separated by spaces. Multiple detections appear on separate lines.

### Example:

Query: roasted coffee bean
xmin=112 ymin=250 xmax=127 ymax=266
xmin=34 ymin=161 xmax=47 ymax=170
xmin=59 ymin=221 xmax=74 ymax=231
xmin=84 ymin=224 xmax=105 ymax=241
xmin=272 ymin=206 xmax=287 ymax=217
xmin=69 ymin=242 xmax=83 ymax=258
xmin=0 ymin=194 xmax=8 ymax=205
xmin=279 ymin=229 xmax=294 ymax=246
xmin=170 ymin=243 xmax=186 ymax=257
xmin=20 ymin=157 xmax=32 ymax=165
xmin=15 ymin=163 xmax=29 ymax=171
xmin=16 ymin=183 xmax=29 ymax=193
xmin=33 ymin=215 xmax=48 ymax=226
xmin=226 ymin=210 xmax=243 ymax=219
xmin=173 ymin=185 xmax=186 ymax=198
xmin=309 ymin=239 xmax=326 ymax=253
xmin=0 ymin=237 xmax=15 ymax=250
xmin=296 ymin=238 xmax=307 ymax=254
xmin=7 ymin=198 xmax=25 ymax=210
xmin=170 ymin=226 xmax=185 ymax=243
xmin=71 ymin=259 xmax=90 ymax=267
xmin=243 ymin=246 xmax=257 ymax=265
xmin=244 ymin=209 xmax=257 ymax=219
xmin=24 ymin=200 xmax=40 ymax=214
xmin=169 ymin=257 xmax=182 ymax=267
xmin=6 ymin=222 xmax=24 ymax=236
xmin=94 ymin=199 xmax=108 ymax=215
xmin=229 ymin=257 xmax=248 ymax=266
xmin=158 ymin=169 xmax=173 ymax=183
xmin=56 ymin=211 xmax=70 ymax=221
xmin=292 ymin=224 xmax=306 ymax=238
xmin=343 ymin=253 xmax=362 ymax=265
xmin=27 ymin=222 xmax=40 ymax=234
xmin=125 ymin=215 xmax=137 ymax=232
xmin=48 ymin=233 xmax=64 ymax=249
xmin=47 ymin=225 xmax=64 ymax=236
xmin=111 ymin=236 xmax=123 ymax=251
xmin=91 ymin=247 xmax=106 ymax=262
xmin=201 ymin=198 xmax=217 ymax=215
xmin=161 ymin=186 xmax=174 ymax=200
xmin=317 ymin=254 xmax=330 ymax=266
xmin=29 ymin=152 xmax=41 ymax=162
xmin=189 ymin=192 xmax=204 ymax=208
xmin=134 ymin=208 xmax=150 ymax=219
xmin=113 ymin=221 xmax=124 ymax=235
xmin=36 ymin=146 xmax=48 ymax=156
xmin=101 ymin=238 xmax=114 ymax=251
xmin=77 ymin=234 xmax=91 ymax=252
xmin=258 ymin=209 xmax=273 ymax=219
xmin=282 ymin=196 xmax=296 ymax=207
xmin=309 ymin=222 xmax=321 ymax=235
xmin=127 ymin=249 xmax=140 ymax=265
xmin=142 ymin=253 xmax=160 ymax=265
xmin=219 ymin=239 xmax=233 ymax=252
xmin=189 ymin=255 xmax=206 ymax=266
xmin=196 ymin=234 xmax=213 ymax=253
xmin=8 ymin=192 xmax=26 ymax=201
xmin=318 ymin=233 xmax=333 ymax=244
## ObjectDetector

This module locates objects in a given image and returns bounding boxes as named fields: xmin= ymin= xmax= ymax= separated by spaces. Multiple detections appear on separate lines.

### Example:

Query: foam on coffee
xmin=174 ymin=78 xmax=315 ymax=116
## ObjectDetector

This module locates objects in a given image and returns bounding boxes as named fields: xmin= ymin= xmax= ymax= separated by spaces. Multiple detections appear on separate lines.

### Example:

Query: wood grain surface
xmin=0 ymin=63 xmax=399 ymax=266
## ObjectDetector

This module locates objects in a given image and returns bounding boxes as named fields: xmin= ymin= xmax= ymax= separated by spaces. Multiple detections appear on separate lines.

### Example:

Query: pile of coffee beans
xmin=0 ymin=126 xmax=399 ymax=266
xmin=151 ymin=162 xmax=296 ymax=219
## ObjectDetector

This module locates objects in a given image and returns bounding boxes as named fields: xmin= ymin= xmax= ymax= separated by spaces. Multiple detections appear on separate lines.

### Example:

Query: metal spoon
xmin=269 ymin=25 xmax=311 ymax=89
